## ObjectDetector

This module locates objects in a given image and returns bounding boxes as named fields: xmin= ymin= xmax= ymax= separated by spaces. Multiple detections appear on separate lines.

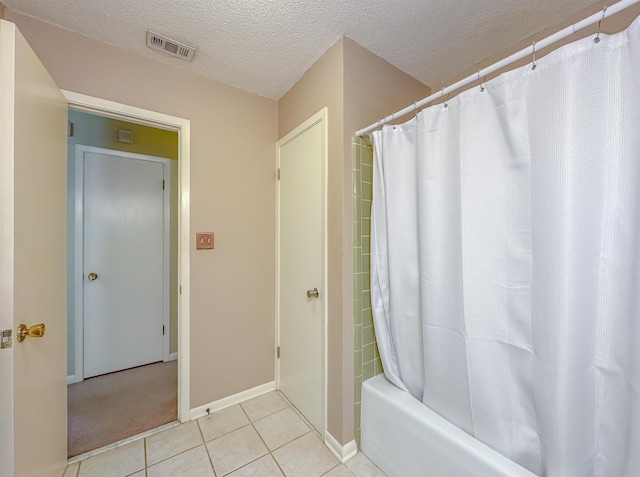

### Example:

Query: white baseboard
xmin=325 ymin=432 xmax=358 ymax=463
xmin=189 ymin=381 xmax=276 ymax=420
xmin=67 ymin=374 xmax=82 ymax=385
xmin=168 ymin=352 xmax=178 ymax=361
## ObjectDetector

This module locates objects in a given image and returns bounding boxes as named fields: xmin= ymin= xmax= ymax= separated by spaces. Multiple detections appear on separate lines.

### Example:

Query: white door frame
xmin=74 ymin=145 xmax=171 ymax=379
xmin=275 ymin=108 xmax=328 ymax=437
xmin=63 ymin=90 xmax=191 ymax=423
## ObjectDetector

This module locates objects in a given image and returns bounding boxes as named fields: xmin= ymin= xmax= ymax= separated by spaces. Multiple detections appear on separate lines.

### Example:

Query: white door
xmin=0 ymin=20 xmax=68 ymax=477
xmin=277 ymin=109 xmax=327 ymax=433
xmin=80 ymin=147 xmax=168 ymax=378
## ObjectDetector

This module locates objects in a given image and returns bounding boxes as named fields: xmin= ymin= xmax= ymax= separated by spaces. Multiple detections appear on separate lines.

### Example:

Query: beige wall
xmin=6 ymin=10 xmax=278 ymax=408
xmin=278 ymin=37 xmax=346 ymax=441
xmin=278 ymin=36 xmax=429 ymax=444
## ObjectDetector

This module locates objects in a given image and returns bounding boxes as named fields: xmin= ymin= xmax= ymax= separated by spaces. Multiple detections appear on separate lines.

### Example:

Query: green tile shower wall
xmin=352 ymin=136 xmax=382 ymax=447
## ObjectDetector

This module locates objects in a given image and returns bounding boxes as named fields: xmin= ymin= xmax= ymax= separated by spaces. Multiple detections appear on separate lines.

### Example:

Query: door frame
xmin=63 ymin=90 xmax=191 ymax=423
xmin=275 ymin=108 xmax=328 ymax=437
xmin=74 ymin=145 xmax=172 ymax=380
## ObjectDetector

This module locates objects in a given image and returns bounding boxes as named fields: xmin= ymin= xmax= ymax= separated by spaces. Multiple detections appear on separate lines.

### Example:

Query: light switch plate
xmin=196 ymin=232 xmax=214 ymax=250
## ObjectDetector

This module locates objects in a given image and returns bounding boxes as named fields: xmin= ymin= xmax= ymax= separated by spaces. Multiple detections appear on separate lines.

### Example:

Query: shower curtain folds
xmin=370 ymin=15 xmax=640 ymax=477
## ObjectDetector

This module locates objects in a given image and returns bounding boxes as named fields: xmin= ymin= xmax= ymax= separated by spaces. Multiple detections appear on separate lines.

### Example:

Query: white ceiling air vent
xmin=146 ymin=30 xmax=196 ymax=62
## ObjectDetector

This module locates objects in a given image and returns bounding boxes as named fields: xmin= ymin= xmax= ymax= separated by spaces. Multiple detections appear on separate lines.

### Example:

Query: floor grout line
xmin=243 ymin=395 xmax=288 ymax=476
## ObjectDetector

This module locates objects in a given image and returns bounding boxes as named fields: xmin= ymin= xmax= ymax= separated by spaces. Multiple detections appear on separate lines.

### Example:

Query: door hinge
xmin=277 ymin=346 xmax=280 ymax=358
xmin=162 ymin=179 xmax=165 ymax=190
xmin=277 ymin=168 xmax=281 ymax=180
xmin=179 ymin=285 xmax=182 ymax=295
xmin=68 ymin=121 xmax=74 ymax=137
xmin=163 ymin=325 xmax=165 ymax=335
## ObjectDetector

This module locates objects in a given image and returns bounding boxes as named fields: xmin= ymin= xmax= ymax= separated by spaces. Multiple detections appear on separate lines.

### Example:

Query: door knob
xmin=17 ymin=323 xmax=45 ymax=342
xmin=88 ymin=272 xmax=98 ymax=281
xmin=306 ymin=288 xmax=320 ymax=298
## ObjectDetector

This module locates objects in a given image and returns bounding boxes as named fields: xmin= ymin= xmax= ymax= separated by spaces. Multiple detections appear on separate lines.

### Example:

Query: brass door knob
xmin=306 ymin=288 xmax=320 ymax=299
xmin=88 ymin=272 xmax=98 ymax=281
xmin=17 ymin=323 xmax=45 ymax=342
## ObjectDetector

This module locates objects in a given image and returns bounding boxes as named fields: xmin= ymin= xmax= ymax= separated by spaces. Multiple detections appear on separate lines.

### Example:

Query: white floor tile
xmin=345 ymin=452 xmax=387 ymax=477
xmin=272 ymin=432 xmax=339 ymax=477
xmin=146 ymin=420 xmax=203 ymax=466
xmin=253 ymin=408 xmax=310 ymax=450
xmin=78 ymin=440 xmax=145 ymax=477
xmin=207 ymin=425 xmax=268 ymax=476
xmin=323 ymin=464 xmax=356 ymax=476
xmin=147 ymin=445 xmax=214 ymax=477
xmin=63 ymin=462 xmax=79 ymax=477
xmin=240 ymin=392 xmax=289 ymax=422
xmin=198 ymin=404 xmax=250 ymax=442
xmin=226 ymin=455 xmax=283 ymax=476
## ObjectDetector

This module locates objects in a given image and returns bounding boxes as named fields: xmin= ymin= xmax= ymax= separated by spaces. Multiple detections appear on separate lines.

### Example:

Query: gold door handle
xmin=88 ymin=272 xmax=98 ymax=281
xmin=17 ymin=323 xmax=45 ymax=342
xmin=306 ymin=288 xmax=320 ymax=299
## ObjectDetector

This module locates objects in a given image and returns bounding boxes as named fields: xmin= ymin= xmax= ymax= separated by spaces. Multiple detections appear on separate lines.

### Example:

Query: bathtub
xmin=361 ymin=374 xmax=538 ymax=477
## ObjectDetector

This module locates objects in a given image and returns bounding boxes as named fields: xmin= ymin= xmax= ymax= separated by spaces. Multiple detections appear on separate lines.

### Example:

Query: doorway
xmin=276 ymin=108 xmax=328 ymax=436
xmin=0 ymin=24 xmax=191 ymax=474
xmin=64 ymin=100 xmax=188 ymax=458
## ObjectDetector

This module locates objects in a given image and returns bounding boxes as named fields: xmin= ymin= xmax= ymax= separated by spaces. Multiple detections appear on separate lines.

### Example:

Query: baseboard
xmin=189 ymin=381 xmax=276 ymax=420
xmin=325 ymin=432 xmax=358 ymax=463
xmin=168 ymin=352 xmax=178 ymax=361
xmin=67 ymin=374 xmax=82 ymax=385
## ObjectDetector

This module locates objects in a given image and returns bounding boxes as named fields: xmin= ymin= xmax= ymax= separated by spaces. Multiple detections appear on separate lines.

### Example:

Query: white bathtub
xmin=361 ymin=374 xmax=538 ymax=477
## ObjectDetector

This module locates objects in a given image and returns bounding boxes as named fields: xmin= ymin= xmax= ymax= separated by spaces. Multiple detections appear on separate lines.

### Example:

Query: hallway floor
xmin=68 ymin=361 xmax=177 ymax=457
xmin=63 ymin=390 xmax=386 ymax=477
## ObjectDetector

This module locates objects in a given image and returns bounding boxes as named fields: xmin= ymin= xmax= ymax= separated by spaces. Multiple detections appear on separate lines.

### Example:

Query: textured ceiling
xmin=4 ymin=0 xmax=606 ymax=99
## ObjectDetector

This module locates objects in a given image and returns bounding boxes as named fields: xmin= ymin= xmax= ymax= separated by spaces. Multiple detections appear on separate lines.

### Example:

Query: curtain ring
xmin=595 ymin=6 xmax=607 ymax=43
xmin=531 ymin=42 xmax=537 ymax=71
xmin=391 ymin=112 xmax=396 ymax=129
xmin=413 ymin=101 xmax=419 ymax=117
xmin=478 ymin=70 xmax=486 ymax=92
xmin=441 ymin=88 xmax=449 ymax=109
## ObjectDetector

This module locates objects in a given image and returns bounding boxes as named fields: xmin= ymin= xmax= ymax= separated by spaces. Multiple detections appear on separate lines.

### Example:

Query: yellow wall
xmin=6 ymin=9 xmax=279 ymax=408
xmin=278 ymin=36 xmax=430 ymax=444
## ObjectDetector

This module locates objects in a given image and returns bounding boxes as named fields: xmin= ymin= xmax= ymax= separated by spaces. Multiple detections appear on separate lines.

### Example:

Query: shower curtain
xmin=370 ymin=16 xmax=640 ymax=477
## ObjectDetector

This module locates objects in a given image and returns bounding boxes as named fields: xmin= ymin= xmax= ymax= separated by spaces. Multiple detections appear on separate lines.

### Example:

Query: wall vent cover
xmin=146 ymin=30 xmax=196 ymax=62
xmin=117 ymin=129 xmax=134 ymax=144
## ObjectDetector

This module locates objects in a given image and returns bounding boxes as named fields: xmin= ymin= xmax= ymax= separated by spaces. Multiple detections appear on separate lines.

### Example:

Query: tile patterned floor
xmin=63 ymin=391 xmax=387 ymax=477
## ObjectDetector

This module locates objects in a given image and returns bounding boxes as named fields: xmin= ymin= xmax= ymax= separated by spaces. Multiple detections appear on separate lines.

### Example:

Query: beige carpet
xmin=68 ymin=360 xmax=177 ymax=458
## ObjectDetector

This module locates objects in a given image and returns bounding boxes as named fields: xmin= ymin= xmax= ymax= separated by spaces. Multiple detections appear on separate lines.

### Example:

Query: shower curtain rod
xmin=356 ymin=0 xmax=640 ymax=137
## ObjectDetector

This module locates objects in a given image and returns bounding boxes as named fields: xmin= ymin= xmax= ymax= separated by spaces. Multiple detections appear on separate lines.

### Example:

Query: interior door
xmin=0 ymin=20 xmax=68 ymax=477
xmin=277 ymin=109 xmax=326 ymax=433
xmin=81 ymin=148 xmax=166 ymax=378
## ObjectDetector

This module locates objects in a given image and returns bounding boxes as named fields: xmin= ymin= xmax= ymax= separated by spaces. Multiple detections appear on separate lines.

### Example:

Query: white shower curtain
xmin=371 ymin=16 xmax=640 ymax=477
